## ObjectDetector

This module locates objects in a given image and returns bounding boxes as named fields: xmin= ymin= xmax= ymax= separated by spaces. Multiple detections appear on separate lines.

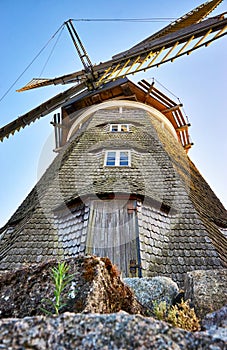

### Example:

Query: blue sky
xmin=0 ymin=0 xmax=226 ymax=226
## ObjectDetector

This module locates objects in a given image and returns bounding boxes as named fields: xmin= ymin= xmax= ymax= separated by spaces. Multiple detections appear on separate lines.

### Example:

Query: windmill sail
xmin=16 ymin=70 xmax=86 ymax=92
xmin=127 ymin=0 xmax=224 ymax=44
xmin=0 ymin=82 xmax=86 ymax=141
xmin=0 ymin=0 xmax=226 ymax=142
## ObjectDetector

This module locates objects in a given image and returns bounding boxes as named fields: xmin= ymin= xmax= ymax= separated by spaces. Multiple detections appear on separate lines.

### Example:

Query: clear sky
xmin=0 ymin=0 xmax=226 ymax=227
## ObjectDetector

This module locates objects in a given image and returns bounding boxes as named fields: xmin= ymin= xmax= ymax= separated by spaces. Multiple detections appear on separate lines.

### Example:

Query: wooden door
xmin=86 ymin=199 xmax=141 ymax=277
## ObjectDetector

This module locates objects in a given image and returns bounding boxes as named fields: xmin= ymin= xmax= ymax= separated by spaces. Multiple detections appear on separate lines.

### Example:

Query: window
xmin=105 ymin=150 xmax=131 ymax=166
xmin=110 ymin=124 xmax=129 ymax=132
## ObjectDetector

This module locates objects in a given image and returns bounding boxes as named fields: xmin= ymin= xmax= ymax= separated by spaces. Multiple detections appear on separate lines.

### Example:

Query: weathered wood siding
xmin=86 ymin=199 xmax=140 ymax=277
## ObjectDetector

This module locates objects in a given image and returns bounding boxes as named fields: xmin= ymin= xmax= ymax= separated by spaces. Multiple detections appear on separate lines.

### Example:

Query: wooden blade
xmin=95 ymin=15 xmax=227 ymax=84
xmin=126 ymin=0 xmax=224 ymax=49
xmin=0 ymin=82 xmax=87 ymax=142
xmin=17 ymin=70 xmax=86 ymax=92
xmin=113 ymin=13 xmax=226 ymax=60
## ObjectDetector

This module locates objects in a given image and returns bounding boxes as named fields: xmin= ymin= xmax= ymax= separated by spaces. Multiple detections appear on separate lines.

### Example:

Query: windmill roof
xmin=63 ymin=78 xmax=130 ymax=108
xmin=60 ymin=78 xmax=192 ymax=150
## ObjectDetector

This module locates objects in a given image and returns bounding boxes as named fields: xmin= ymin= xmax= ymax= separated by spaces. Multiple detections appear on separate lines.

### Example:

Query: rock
xmin=123 ymin=276 xmax=179 ymax=310
xmin=200 ymin=305 xmax=227 ymax=344
xmin=202 ymin=305 xmax=227 ymax=330
xmin=184 ymin=269 xmax=227 ymax=319
xmin=1 ymin=260 xmax=226 ymax=348
xmin=0 ymin=312 xmax=226 ymax=349
xmin=0 ymin=256 xmax=146 ymax=318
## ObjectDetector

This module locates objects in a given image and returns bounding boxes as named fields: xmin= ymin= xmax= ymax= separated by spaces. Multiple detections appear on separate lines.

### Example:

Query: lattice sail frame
xmin=96 ymin=15 xmax=227 ymax=86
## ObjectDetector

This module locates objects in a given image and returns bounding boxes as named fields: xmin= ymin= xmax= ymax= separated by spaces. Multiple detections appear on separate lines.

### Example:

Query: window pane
xmin=121 ymin=124 xmax=128 ymax=132
xmin=111 ymin=125 xmax=118 ymax=132
xmin=120 ymin=151 xmax=129 ymax=166
xmin=110 ymin=124 xmax=129 ymax=132
xmin=106 ymin=151 xmax=116 ymax=166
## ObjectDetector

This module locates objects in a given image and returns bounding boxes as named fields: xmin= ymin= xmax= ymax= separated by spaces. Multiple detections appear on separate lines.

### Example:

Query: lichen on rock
xmin=0 ymin=256 xmax=146 ymax=318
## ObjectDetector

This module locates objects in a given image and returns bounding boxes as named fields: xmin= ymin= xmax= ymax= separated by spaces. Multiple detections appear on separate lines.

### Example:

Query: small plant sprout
xmin=41 ymin=261 xmax=74 ymax=315
xmin=152 ymin=301 xmax=168 ymax=321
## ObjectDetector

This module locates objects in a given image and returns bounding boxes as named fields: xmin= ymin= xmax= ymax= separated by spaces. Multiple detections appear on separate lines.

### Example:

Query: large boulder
xmin=184 ymin=269 xmax=227 ymax=319
xmin=200 ymin=305 xmax=227 ymax=345
xmin=202 ymin=305 xmax=227 ymax=330
xmin=0 ymin=256 xmax=145 ymax=318
xmin=124 ymin=276 xmax=179 ymax=310
xmin=1 ymin=260 xmax=227 ymax=348
xmin=0 ymin=312 xmax=226 ymax=349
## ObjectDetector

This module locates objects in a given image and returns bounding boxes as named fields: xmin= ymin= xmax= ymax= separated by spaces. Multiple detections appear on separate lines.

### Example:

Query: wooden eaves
xmin=60 ymin=78 xmax=192 ymax=151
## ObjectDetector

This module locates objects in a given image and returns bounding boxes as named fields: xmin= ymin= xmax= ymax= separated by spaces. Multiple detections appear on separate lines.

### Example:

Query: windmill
xmin=0 ymin=0 xmax=226 ymax=285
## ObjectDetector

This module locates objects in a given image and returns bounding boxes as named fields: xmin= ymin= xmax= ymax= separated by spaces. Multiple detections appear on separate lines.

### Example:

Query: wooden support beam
xmin=50 ymin=122 xmax=66 ymax=129
xmin=103 ymin=63 xmax=121 ymax=82
xmin=184 ymin=142 xmax=194 ymax=150
xmin=97 ymin=66 xmax=112 ymax=84
xmin=157 ymin=41 xmax=179 ymax=67
xmin=206 ymin=24 xmax=227 ymax=46
xmin=123 ymin=56 xmax=141 ymax=76
xmin=188 ymin=29 xmax=212 ymax=54
xmin=147 ymin=47 xmax=165 ymax=68
xmin=176 ymin=124 xmax=191 ymax=131
xmin=171 ymin=36 xmax=194 ymax=61
xmin=136 ymin=51 xmax=153 ymax=71
xmin=162 ymin=104 xmax=183 ymax=113
xmin=113 ymin=59 xmax=131 ymax=80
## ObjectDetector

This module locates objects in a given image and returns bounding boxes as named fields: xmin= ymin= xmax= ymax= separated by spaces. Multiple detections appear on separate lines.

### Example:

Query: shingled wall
xmin=0 ymin=101 xmax=226 ymax=286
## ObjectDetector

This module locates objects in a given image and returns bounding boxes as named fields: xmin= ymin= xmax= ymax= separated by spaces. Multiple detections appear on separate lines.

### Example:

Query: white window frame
xmin=104 ymin=150 xmax=131 ymax=167
xmin=109 ymin=124 xmax=129 ymax=132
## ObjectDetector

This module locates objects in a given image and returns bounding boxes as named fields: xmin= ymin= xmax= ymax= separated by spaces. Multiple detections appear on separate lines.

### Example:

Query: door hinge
xmin=130 ymin=259 xmax=141 ymax=277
